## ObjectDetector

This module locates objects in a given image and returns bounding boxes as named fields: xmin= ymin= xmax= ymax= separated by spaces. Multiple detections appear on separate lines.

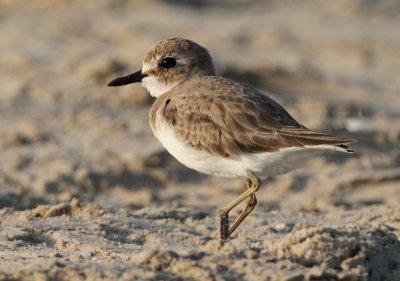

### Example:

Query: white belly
xmin=152 ymin=119 xmax=344 ymax=178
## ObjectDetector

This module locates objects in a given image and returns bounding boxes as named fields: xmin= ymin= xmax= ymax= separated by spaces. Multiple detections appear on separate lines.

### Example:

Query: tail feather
xmin=335 ymin=143 xmax=355 ymax=153
xmin=278 ymin=127 xmax=356 ymax=152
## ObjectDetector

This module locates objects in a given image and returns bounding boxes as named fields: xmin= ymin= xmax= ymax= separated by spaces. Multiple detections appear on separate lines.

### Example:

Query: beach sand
xmin=0 ymin=1 xmax=399 ymax=280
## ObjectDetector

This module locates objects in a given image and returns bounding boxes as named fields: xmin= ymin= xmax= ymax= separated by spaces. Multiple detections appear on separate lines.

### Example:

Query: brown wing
xmin=154 ymin=77 xmax=355 ymax=157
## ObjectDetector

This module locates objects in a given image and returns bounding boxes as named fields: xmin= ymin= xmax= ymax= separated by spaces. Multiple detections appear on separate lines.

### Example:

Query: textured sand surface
xmin=0 ymin=1 xmax=399 ymax=280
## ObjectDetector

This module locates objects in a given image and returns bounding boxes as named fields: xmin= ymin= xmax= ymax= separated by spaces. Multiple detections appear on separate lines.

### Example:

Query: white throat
xmin=141 ymin=76 xmax=178 ymax=98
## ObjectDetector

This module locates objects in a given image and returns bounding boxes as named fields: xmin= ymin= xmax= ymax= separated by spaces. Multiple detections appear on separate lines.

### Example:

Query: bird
xmin=108 ymin=38 xmax=355 ymax=240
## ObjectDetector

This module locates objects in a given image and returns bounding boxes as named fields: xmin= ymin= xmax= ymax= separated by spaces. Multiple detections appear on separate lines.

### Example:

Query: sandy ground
xmin=1 ymin=0 xmax=400 ymax=280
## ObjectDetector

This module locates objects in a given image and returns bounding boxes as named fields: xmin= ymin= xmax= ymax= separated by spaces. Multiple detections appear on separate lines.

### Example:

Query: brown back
xmin=150 ymin=76 xmax=355 ymax=157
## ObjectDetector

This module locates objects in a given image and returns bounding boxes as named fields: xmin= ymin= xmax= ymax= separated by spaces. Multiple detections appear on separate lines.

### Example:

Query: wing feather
xmin=152 ymin=76 xmax=355 ymax=157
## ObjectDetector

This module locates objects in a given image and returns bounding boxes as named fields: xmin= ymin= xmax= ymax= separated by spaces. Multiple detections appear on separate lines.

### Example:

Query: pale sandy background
xmin=0 ymin=1 xmax=400 ymax=280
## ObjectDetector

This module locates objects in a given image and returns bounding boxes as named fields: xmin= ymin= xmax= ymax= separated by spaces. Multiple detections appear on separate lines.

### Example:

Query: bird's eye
xmin=160 ymin=57 xmax=177 ymax=69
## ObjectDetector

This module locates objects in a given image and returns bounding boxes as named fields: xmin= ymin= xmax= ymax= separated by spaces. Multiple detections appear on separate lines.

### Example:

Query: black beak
xmin=107 ymin=70 xmax=147 ymax=87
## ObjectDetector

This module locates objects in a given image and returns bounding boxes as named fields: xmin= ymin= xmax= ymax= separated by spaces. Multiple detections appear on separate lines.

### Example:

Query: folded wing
xmin=154 ymin=78 xmax=355 ymax=157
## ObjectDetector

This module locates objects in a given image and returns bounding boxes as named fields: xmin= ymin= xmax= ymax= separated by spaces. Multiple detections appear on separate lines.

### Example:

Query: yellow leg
xmin=219 ymin=171 xmax=261 ymax=240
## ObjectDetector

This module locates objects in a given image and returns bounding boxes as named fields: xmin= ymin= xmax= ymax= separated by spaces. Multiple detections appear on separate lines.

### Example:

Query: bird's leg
xmin=219 ymin=170 xmax=261 ymax=240
xmin=228 ymin=179 xmax=258 ymax=237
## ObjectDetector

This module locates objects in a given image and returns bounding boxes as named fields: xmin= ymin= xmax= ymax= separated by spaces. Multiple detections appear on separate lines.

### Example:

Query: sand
xmin=0 ymin=0 xmax=399 ymax=280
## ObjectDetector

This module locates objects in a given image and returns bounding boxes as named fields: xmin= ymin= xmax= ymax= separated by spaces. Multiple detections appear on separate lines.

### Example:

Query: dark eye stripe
xmin=160 ymin=57 xmax=177 ymax=69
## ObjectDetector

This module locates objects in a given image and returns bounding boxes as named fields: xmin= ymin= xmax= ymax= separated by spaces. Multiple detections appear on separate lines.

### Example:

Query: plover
xmin=108 ymin=38 xmax=355 ymax=240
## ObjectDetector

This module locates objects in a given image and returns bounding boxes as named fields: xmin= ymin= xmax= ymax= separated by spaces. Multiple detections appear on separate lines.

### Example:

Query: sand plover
xmin=108 ymin=38 xmax=355 ymax=240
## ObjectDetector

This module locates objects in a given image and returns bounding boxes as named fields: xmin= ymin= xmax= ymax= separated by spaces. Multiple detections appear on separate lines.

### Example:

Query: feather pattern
xmin=150 ymin=76 xmax=355 ymax=157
